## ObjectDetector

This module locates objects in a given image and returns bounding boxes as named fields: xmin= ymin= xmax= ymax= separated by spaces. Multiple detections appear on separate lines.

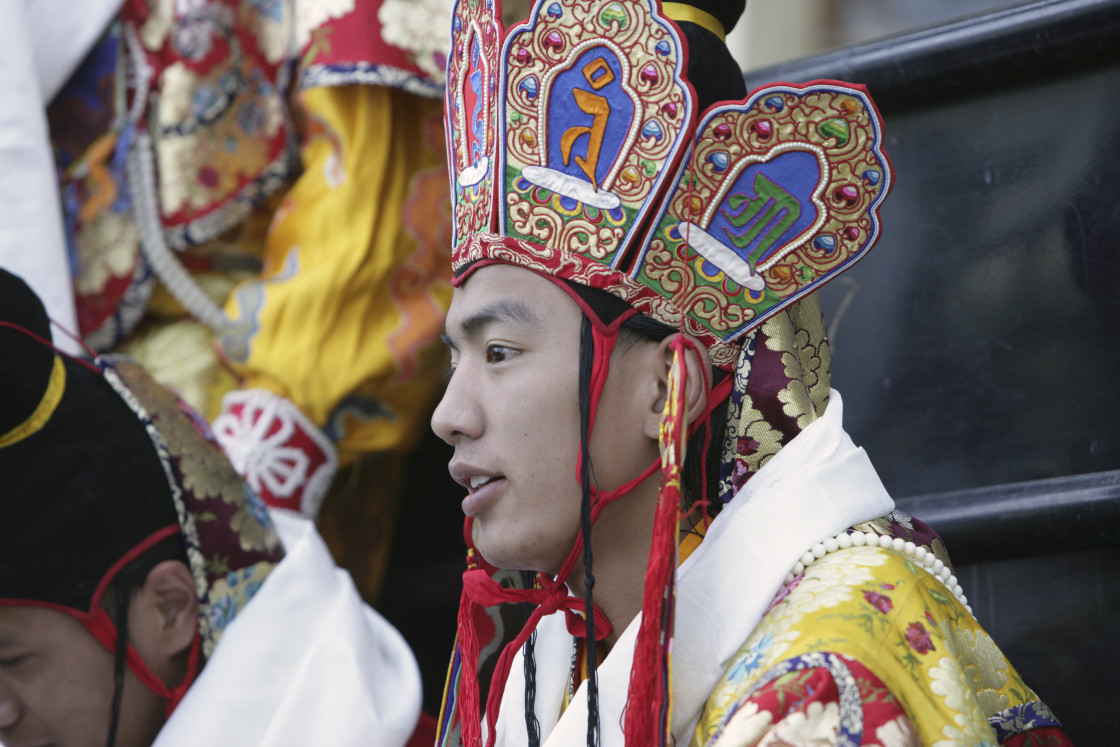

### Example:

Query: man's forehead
xmin=447 ymin=266 xmax=564 ymax=338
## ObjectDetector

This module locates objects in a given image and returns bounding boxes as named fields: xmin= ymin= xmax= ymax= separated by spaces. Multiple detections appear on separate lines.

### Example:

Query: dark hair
xmin=677 ymin=21 xmax=748 ymax=112
xmin=101 ymin=535 xmax=190 ymax=747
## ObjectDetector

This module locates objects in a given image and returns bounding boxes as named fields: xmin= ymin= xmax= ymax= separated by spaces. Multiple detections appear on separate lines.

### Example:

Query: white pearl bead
xmin=792 ymin=562 xmax=805 ymax=576
xmin=812 ymin=543 xmax=827 ymax=559
xmin=851 ymin=533 xmax=866 ymax=547
xmin=801 ymin=552 xmax=815 ymax=567
xmin=954 ymin=584 xmax=964 ymax=597
xmin=837 ymin=533 xmax=852 ymax=549
xmin=878 ymin=534 xmax=893 ymax=549
xmin=959 ymin=595 xmax=968 ymax=606
xmin=891 ymin=537 xmax=905 ymax=552
xmin=824 ymin=537 xmax=839 ymax=553
xmin=903 ymin=541 xmax=916 ymax=557
xmin=865 ymin=532 xmax=880 ymax=546
xmin=932 ymin=558 xmax=944 ymax=574
xmin=947 ymin=575 xmax=957 ymax=588
xmin=915 ymin=546 xmax=928 ymax=561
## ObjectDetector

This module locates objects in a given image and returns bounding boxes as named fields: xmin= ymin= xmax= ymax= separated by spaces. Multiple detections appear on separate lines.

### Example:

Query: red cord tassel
xmin=456 ymin=555 xmax=485 ymax=747
xmin=624 ymin=337 xmax=690 ymax=746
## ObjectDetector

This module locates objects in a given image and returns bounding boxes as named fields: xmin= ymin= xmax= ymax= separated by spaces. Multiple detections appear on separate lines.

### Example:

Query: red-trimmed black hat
xmin=0 ymin=268 xmax=284 ymax=710
xmin=0 ymin=270 xmax=180 ymax=613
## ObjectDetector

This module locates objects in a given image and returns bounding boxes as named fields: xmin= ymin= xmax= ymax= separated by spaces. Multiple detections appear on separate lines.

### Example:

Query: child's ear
xmin=127 ymin=560 xmax=198 ymax=685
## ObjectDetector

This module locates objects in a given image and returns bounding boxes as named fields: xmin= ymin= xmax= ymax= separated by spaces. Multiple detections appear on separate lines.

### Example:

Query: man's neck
xmin=565 ymin=473 xmax=661 ymax=649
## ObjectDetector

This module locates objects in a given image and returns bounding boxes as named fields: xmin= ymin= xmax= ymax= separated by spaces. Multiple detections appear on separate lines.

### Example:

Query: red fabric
xmin=724 ymin=656 xmax=1073 ymax=747
xmin=220 ymin=399 xmax=330 ymax=514
xmin=1001 ymin=728 xmax=1075 ymax=747
xmin=733 ymin=657 xmax=912 ymax=744
xmin=407 ymin=711 xmax=438 ymax=747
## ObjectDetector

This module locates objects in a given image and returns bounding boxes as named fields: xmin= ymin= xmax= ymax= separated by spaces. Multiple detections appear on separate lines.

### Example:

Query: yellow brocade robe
xmin=694 ymin=545 xmax=1066 ymax=746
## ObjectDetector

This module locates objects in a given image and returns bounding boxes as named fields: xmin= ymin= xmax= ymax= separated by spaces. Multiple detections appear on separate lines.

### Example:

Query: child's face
xmin=0 ymin=605 xmax=165 ymax=747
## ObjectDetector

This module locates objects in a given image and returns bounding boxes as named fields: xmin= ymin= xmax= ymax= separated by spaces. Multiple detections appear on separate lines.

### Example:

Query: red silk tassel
xmin=456 ymin=522 xmax=486 ymax=747
xmin=623 ymin=336 xmax=690 ymax=746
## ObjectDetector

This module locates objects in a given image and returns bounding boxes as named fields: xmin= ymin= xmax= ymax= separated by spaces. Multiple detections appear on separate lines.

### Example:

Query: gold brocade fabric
xmin=720 ymin=295 xmax=832 ymax=499
xmin=694 ymin=547 xmax=1058 ymax=746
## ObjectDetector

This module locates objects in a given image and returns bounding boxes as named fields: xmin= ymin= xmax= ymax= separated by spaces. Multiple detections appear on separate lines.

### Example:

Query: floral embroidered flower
xmin=210 ymin=593 xmax=237 ymax=631
xmin=74 ymin=212 xmax=140 ymax=296
xmin=378 ymin=0 xmax=453 ymax=82
xmin=929 ymin=653 xmax=1001 ymax=746
xmin=229 ymin=484 xmax=280 ymax=552
xmin=875 ymin=714 xmax=919 ymax=747
xmin=206 ymin=561 xmax=273 ymax=637
xmin=728 ymin=634 xmax=773 ymax=683
xmin=863 ymin=590 xmax=893 ymax=615
xmin=905 ymin=621 xmax=935 ymax=654
xmin=763 ymin=699 xmax=840 ymax=745
xmin=294 ymin=0 xmax=355 ymax=51
xmin=715 ymin=700 xmax=774 ymax=746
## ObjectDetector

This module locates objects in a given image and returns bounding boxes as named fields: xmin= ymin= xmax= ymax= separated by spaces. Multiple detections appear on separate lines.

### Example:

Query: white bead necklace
xmin=785 ymin=531 xmax=973 ymax=616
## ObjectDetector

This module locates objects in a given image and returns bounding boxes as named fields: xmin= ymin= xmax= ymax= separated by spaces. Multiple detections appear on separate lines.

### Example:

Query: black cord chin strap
xmin=578 ymin=315 xmax=601 ymax=747
xmin=106 ymin=583 xmax=131 ymax=747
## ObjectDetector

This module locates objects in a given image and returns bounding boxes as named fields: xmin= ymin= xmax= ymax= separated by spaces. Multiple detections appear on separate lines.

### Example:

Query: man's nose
xmin=431 ymin=369 xmax=483 ymax=445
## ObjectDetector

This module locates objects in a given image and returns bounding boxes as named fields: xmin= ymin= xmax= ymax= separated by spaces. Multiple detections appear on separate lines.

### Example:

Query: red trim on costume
xmin=91 ymin=524 xmax=182 ymax=608
xmin=0 ymin=321 xmax=102 ymax=375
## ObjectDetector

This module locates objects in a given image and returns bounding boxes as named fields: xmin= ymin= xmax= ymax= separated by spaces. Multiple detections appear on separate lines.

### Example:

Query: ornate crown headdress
xmin=441 ymin=0 xmax=892 ymax=744
xmin=447 ymin=0 xmax=891 ymax=369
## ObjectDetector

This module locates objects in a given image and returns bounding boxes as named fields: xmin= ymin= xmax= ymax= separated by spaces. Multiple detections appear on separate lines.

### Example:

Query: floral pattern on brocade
xmin=693 ymin=536 xmax=1069 ymax=747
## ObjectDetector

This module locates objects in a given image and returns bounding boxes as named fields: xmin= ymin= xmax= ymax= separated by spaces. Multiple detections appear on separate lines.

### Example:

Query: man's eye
xmin=485 ymin=345 xmax=516 ymax=364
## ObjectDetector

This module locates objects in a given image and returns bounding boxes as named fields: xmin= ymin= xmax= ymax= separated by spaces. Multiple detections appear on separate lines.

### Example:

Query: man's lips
xmin=449 ymin=462 xmax=507 ymax=516
xmin=449 ymin=462 xmax=505 ymax=493
xmin=461 ymin=476 xmax=506 ymax=517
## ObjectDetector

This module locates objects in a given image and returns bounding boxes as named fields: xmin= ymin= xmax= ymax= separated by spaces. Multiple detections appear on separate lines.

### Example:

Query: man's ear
xmin=641 ymin=333 xmax=712 ymax=440
xmin=127 ymin=560 xmax=198 ymax=685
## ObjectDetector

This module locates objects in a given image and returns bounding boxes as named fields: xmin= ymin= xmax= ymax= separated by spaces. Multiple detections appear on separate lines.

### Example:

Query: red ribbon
xmin=462 ymin=568 xmax=612 ymax=640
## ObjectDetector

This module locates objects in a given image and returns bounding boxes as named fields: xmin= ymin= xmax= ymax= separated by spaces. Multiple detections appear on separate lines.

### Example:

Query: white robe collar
xmin=154 ymin=511 xmax=422 ymax=746
xmin=493 ymin=390 xmax=894 ymax=746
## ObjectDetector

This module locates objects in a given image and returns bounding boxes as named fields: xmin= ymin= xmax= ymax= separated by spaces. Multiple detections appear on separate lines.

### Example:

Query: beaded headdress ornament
xmin=441 ymin=0 xmax=892 ymax=743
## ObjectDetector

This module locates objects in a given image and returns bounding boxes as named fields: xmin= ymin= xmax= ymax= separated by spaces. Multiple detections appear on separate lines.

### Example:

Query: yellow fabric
xmin=0 ymin=355 xmax=65 ymax=448
xmin=219 ymin=84 xmax=453 ymax=465
xmin=678 ymin=519 xmax=707 ymax=565
xmin=695 ymin=547 xmax=1047 ymax=746
xmin=662 ymin=3 xmax=726 ymax=40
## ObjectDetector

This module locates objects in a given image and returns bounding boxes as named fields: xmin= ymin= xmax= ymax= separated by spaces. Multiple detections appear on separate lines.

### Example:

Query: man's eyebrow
xmin=442 ymin=299 xmax=543 ymax=349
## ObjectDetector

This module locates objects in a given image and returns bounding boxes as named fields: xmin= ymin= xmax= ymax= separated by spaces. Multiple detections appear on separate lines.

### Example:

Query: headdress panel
xmin=447 ymin=0 xmax=504 ymax=245
xmin=445 ymin=0 xmax=892 ymax=369
xmin=632 ymin=84 xmax=890 ymax=366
